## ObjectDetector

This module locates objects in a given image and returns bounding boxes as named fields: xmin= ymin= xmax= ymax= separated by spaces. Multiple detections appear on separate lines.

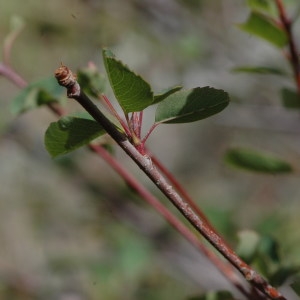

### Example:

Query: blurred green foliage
xmin=1 ymin=0 xmax=300 ymax=299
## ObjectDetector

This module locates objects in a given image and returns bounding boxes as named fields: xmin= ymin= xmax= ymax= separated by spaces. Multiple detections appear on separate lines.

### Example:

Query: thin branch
xmin=55 ymin=65 xmax=286 ymax=300
xmin=100 ymin=93 xmax=132 ymax=137
xmin=150 ymin=154 xmax=218 ymax=230
xmin=137 ymin=111 xmax=144 ymax=138
xmin=275 ymin=0 xmax=300 ymax=93
xmin=142 ymin=123 xmax=159 ymax=144
xmin=89 ymin=143 xmax=252 ymax=299
xmin=0 ymin=63 xmax=27 ymax=88
xmin=3 ymin=20 xmax=25 ymax=65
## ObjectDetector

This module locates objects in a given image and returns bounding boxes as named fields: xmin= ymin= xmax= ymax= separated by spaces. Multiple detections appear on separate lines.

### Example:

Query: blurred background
xmin=0 ymin=0 xmax=300 ymax=299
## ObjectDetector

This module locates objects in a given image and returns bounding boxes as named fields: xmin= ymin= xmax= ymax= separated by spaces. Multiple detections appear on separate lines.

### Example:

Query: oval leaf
xmin=11 ymin=77 xmax=64 ymax=115
xmin=102 ymin=48 xmax=154 ymax=113
xmin=155 ymin=87 xmax=229 ymax=124
xmin=225 ymin=148 xmax=292 ymax=174
xmin=238 ymin=12 xmax=288 ymax=48
xmin=232 ymin=66 xmax=286 ymax=76
xmin=45 ymin=116 xmax=106 ymax=158
xmin=247 ymin=0 xmax=272 ymax=13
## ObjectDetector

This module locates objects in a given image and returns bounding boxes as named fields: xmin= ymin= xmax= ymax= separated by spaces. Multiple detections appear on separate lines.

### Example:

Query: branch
xmin=0 ymin=59 xmax=254 ymax=298
xmin=55 ymin=65 xmax=286 ymax=300
xmin=150 ymin=154 xmax=216 ymax=226
xmin=275 ymin=0 xmax=300 ymax=93
xmin=89 ymin=143 xmax=253 ymax=298
xmin=0 ymin=63 xmax=27 ymax=88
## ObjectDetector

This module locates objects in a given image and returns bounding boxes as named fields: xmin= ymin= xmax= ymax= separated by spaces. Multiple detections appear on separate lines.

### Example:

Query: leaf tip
xmin=102 ymin=47 xmax=115 ymax=59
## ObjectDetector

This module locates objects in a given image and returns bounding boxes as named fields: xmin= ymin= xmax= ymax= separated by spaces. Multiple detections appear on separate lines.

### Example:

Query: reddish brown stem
xmin=137 ymin=111 xmax=143 ymax=138
xmin=89 ymin=143 xmax=251 ymax=298
xmin=150 ymin=155 xmax=214 ymax=226
xmin=55 ymin=65 xmax=286 ymax=300
xmin=275 ymin=0 xmax=300 ymax=93
xmin=142 ymin=123 xmax=159 ymax=144
xmin=100 ymin=93 xmax=132 ymax=137
xmin=0 ymin=63 xmax=27 ymax=88
xmin=149 ymin=153 xmax=236 ymax=251
xmin=3 ymin=22 xmax=24 ymax=66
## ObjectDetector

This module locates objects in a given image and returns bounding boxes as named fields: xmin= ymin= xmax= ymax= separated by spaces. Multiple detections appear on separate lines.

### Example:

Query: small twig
xmin=275 ymin=0 xmax=300 ymax=93
xmin=137 ymin=111 xmax=144 ymax=138
xmin=99 ymin=93 xmax=132 ymax=137
xmin=0 ymin=63 xmax=27 ymax=88
xmin=142 ymin=123 xmax=159 ymax=144
xmin=55 ymin=65 xmax=286 ymax=300
xmin=3 ymin=20 xmax=25 ymax=65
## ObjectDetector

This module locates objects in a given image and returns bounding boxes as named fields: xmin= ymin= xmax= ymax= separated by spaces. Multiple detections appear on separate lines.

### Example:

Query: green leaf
xmin=77 ymin=66 xmax=106 ymax=98
xmin=11 ymin=77 xmax=64 ymax=115
xmin=45 ymin=116 xmax=106 ymax=158
xmin=238 ymin=11 xmax=288 ymax=48
xmin=235 ymin=230 xmax=299 ymax=287
xmin=225 ymin=148 xmax=292 ymax=174
xmin=153 ymin=85 xmax=183 ymax=104
xmin=102 ymin=48 xmax=154 ymax=113
xmin=281 ymin=88 xmax=300 ymax=109
xmin=232 ymin=66 xmax=286 ymax=76
xmin=247 ymin=0 xmax=272 ymax=13
xmin=155 ymin=87 xmax=229 ymax=124
xmin=72 ymin=110 xmax=123 ymax=133
xmin=258 ymin=235 xmax=280 ymax=264
xmin=235 ymin=231 xmax=283 ymax=280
